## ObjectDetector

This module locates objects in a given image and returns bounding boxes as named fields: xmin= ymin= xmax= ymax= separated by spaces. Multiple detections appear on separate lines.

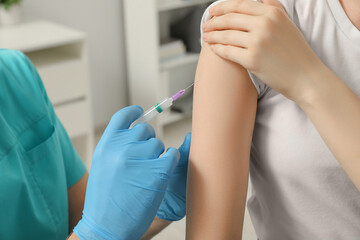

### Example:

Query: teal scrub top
xmin=0 ymin=49 xmax=87 ymax=240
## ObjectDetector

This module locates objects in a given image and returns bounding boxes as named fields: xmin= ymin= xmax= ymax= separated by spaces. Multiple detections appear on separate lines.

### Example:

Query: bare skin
xmin=68 ymin=233 xmax=79 ymax=240
xmin=186 ymin=43 xmax=258 ymax=239
xmin=66 ymin=171 xmax=88 ymax=238
xmin=340 ymin=0 xmax=360 ymax=30
xmin=204 ymin=0 xmax=360 ymax=190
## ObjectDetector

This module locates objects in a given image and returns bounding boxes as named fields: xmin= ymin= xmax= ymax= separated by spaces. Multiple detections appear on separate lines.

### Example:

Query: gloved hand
xmin=156 ymin=132 xmax=191 ymax=221
xmin=73 ymin=105 xmax=180 ymax=240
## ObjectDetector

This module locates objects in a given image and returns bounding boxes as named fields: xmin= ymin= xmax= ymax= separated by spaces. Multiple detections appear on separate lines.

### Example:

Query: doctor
xmin=0 ymin=49 xmax=190 ymax=240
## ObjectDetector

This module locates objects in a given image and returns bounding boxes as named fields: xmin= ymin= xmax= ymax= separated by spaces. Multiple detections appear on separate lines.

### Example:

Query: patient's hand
xmin=202 ymin=0 xmax=324 ymax=104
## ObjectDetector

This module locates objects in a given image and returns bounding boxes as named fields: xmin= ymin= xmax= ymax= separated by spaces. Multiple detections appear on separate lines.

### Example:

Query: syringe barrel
xmin=130 ymin=98 xmax=173 ymax=128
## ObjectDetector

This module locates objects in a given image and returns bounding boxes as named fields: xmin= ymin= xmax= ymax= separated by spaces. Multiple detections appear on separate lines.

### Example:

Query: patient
xmin=186 ymin=0 xmax=360 ymax=239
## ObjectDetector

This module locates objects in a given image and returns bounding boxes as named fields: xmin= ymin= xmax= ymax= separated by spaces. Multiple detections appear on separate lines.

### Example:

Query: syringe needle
xmin=184 ymin=83 xmax=195 ymax=92
xmin=172 ymin=83 xmax=195 ymax=101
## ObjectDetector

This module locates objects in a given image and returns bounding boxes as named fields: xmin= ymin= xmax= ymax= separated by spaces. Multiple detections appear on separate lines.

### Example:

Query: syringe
xmin=130 ymin=83 xmax=194 ymax=128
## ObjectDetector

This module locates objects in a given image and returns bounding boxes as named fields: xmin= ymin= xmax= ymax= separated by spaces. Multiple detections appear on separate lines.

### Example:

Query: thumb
xmin=261 ymin=0 xmax=285 ymax=10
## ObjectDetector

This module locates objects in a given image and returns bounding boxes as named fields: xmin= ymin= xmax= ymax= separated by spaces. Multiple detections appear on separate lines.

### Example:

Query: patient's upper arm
xmin=186 ymin=43 xmax=258 ymax=239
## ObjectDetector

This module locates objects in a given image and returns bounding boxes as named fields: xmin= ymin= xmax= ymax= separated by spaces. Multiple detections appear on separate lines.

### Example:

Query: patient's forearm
xmin=186 ymin=44 xmax=258 ymax=239
xmin=140 ymin=217 xmax=172 ymax=240
xmin=298 ymin=67 xmax=360 ymax=190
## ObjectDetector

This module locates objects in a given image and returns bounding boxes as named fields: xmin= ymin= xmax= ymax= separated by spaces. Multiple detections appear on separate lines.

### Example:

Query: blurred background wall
xmin=22 ymin=0 xmax=128 ymax=127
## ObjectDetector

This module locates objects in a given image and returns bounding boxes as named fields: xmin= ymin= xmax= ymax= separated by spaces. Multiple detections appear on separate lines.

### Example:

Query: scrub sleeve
xmin=0 ymin=49 xmax=87 ymax=240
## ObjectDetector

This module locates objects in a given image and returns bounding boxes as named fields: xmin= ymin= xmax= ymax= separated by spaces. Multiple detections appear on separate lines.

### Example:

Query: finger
xmin=261 ymin=0 xmax=285 ymax=10
xmin=160 ymin=147 xmax=180 ymax=176
xmin=147 ymin=138 xmax=165 ymax=158
xmin=179 ymin=132 xmax=192 ymax=153
xmin=127 ymin=138 xmax=165 ymax=159
xmin=129 ymin=123 xmax=156 ymax=141
xmin=202 ymin=13 xmax=256 ymax=32
xmin=204 ymin=30 xmax=251 ymax=49
xmin=210 ymin=44 xmax=249 ymax=67
xmin=106 ymin=105 xmax=143 ymax=132
xmin=210 ymin=0 xmax=270 ymax=17
xmin=178 ymin=132 xmax=192 ymax=166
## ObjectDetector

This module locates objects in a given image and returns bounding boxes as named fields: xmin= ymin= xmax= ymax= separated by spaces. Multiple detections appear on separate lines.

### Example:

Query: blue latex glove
xmin=74 ymin=105 xmax=180 ymax=240
xmin=156 ymin=132 xmax=191 ymax=221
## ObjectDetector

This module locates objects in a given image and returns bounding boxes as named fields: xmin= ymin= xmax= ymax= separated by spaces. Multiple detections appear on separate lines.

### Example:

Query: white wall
xmin=22 ymin=0 xmax=128 ymax=127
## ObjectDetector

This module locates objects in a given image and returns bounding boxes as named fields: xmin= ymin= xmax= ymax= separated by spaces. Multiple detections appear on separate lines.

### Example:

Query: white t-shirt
xmin=200 ymin=0 xmax=360 ymax=239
